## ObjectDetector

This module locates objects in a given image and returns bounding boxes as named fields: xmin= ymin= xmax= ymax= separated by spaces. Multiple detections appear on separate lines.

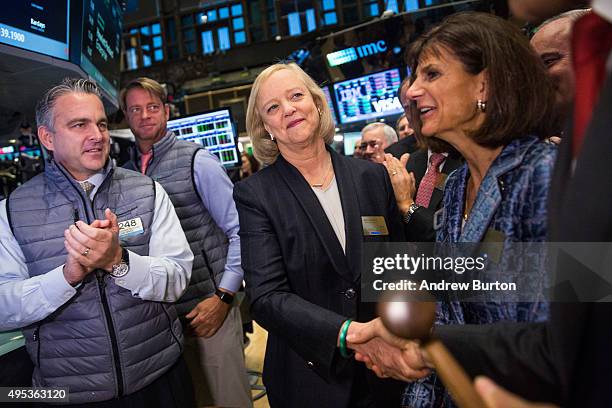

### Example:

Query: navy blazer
xmin=234 ymin=147 xmax=404 ymax=407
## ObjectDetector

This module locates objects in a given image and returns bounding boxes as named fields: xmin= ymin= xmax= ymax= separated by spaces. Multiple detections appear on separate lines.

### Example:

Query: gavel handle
xmin=423 ymin=339 xmax=487 ymax=408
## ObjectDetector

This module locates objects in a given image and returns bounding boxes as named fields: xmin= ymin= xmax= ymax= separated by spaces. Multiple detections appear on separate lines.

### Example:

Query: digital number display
xmin=80 ymin=0 xmax=122 ymax=99
xmin=321 ymin=86 xmax=338 ymax=125
xmin=333 ymin=68 xmax=403 ymax=124
xmin=167 ymin=109 xmax=240 ymax=168
xmin=0 ymin=1 xmax=70 ymax=60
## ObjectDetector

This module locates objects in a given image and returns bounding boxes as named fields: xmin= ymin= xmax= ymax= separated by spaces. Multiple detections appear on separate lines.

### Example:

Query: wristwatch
xmin=402 ymin=203 xmax=422 ymax=224
xmin=215 ymin=289 xmax=234 ymax=305
xmin=110 ymin=247 xmax=130 ymax=278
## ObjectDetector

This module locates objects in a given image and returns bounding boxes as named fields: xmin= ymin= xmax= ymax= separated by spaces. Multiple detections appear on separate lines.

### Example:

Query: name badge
xmin=361 ymin=216 xmax=389 ymax=236
xmin=118 ymin=217 xmax=145 ymax=238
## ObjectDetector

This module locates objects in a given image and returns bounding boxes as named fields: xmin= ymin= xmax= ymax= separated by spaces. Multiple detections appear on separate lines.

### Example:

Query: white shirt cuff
xmin=39 ymin=265 xmax=77 ymax=306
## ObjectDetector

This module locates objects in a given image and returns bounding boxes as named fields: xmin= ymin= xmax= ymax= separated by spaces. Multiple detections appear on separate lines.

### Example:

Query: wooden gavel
xmin=377 ymin=295 xmax=487 ymax=408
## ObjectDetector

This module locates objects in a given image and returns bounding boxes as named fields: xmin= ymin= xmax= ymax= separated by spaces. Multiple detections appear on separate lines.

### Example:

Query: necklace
xmin=463 ymin=178 xmax=470 ymax=221
xmin=311 ymin=159 xmax=333 ymax=188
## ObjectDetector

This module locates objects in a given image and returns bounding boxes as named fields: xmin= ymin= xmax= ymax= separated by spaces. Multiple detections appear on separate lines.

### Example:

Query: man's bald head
xmin=530 ymin=9 xmax=590 ymax=123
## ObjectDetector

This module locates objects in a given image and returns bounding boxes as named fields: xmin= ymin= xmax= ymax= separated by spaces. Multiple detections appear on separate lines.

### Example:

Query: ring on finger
xmin=82 ymin=247 xmax=91 ymax=257
xmin=391 ymin=170 xmax=398 ymax=176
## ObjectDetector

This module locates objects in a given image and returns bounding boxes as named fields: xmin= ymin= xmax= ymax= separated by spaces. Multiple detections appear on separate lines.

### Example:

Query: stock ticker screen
xmin=333 ymin=68 xmax=403 ymax=124
xmin=321 ymin=86 xmax=338 ymax=125
xmin=167 ymin=109 xmax=240 ymax=168
xmin=0 ymin=0 xmax=70 ymax=60
xmin=80 ymin=0 xmax=122 ymax=99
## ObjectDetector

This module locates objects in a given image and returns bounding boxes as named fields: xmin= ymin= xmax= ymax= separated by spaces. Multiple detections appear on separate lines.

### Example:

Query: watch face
xmin=111 ymin=262 xmax=129 ymax=278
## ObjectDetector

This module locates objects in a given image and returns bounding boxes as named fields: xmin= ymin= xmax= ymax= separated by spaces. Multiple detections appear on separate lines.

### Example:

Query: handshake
xmin=342 ymin=317 xmax=558 ymax=408
xmin=343 ymin=317 xmax=432 ymax=382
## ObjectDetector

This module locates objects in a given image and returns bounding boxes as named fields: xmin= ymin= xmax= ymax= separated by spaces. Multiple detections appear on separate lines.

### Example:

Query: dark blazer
xmin=403 ymin=149 xmax=462 ymax=242
xmin=385 ymin=136 xmax=419 ymax=158
xmin=435 ymin=74 xmax=612 ymax=406
xmin=234 ymin=148 xmax=404 ymax=407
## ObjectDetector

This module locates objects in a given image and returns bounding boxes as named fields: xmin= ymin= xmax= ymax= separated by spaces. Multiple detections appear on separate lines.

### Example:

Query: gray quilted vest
xmin=125 ymin=131 xmax=229 ymax=318
xmin=7 ymin=160 xmax=183 ymax=404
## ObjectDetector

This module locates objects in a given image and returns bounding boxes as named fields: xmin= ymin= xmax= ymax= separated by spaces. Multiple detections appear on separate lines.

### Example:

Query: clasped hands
xmin=62 ymin=208 xmax=122 ymax=285
xmin=344 ymin=317 xmax=432 ymax=382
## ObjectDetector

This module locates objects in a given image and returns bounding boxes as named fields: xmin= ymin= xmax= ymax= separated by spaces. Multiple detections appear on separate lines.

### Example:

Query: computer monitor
xmin=321 ymin=85 xmax=338 ymax=125
xmin=19 ymin=145 xmax=42 ymax=158
xmin=342 ymin=132 xmax=362 ymax=156
xmin=0 ymin=146 xmax=16 ymax=162
xmin=333 ymin=68 xmax=403 ymax=124
xmin=167 ymin=108 xmax=240 ymax=168
xmin=0 ymin=1 xmax=70 ymax=60
xmin=78 ymin=0 xmax=122 ymax=100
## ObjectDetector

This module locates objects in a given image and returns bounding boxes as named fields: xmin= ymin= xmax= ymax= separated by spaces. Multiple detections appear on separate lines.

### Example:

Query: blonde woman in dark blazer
xmin=234 ymin=62 xmax=408 ymax=407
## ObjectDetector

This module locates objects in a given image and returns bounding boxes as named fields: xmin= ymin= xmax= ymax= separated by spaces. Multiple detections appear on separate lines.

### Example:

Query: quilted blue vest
xmin=7 ymin=160 xmax=183 ymax=404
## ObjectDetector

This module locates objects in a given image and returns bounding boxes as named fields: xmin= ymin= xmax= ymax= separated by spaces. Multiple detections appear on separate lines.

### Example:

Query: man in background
xmin=122 ymin=77 xmax=252 ymax=408
xmin=360 ymin=122 xmax=398 ymax=163
xmin=530 ymin=8 xmax=591 ymax=142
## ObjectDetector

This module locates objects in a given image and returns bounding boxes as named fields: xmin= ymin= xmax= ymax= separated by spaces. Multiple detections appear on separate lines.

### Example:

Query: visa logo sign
xmin=372 ymin=97 xmax=402 ymax=113
xmin=326 ymin=40 xmax=387 ymax=67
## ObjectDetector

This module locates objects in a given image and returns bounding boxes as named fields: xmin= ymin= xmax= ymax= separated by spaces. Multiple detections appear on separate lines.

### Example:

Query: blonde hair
xmin=119 ymin=77 xmax=167 ymax=112
xmin=246 ymin=63 xmax=335 ymax=165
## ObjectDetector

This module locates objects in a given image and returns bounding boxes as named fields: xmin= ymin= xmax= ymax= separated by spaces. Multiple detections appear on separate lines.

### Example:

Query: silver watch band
xmin=402 ymin=203 xmax=421 ymax=224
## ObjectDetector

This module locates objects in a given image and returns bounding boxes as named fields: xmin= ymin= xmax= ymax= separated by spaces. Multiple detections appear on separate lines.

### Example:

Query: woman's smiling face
xmin=408 ymin=46 xmax=487 ymax=141
xmin=257 ymin=69 xmax=320 ymax=148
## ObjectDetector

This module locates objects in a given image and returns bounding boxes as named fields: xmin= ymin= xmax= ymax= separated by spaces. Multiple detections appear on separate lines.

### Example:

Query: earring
xmin=477 ymin=99 xmax=486 ymax=112
xmin=317 ymin=107 xmax=322 ymax=117
xmin=269 ymin=133 xmax=275 ymax=141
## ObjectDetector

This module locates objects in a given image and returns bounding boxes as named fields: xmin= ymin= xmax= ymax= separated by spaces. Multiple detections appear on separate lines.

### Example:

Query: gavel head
xmin=376 ymin=288 xmax=436 ymax=341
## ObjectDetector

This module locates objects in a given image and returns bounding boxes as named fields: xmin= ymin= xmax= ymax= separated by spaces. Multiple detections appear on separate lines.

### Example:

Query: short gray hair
xmin=36 ymin=78 xmax=102 ymax=130
xmin=361 ymin=122 xmax=398 ymax=146
xmin=535 ymin=8 xmax=591 ymax=33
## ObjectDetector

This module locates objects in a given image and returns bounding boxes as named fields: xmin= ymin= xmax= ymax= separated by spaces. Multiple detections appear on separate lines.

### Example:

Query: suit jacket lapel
xmin=553 ymin=74 xmax=612 ymax=241
xmin=548 ymin=113 xmax=573 ymax=240
xmin=275 ymin=151 xmax=353 ymax=283
xmin=332 ymin=151 xmax=362 ymax=282
xmin=442 ymin=156 xmax=463 ymax=176
xmin=406 ymin=149 xmax=428 ymax=188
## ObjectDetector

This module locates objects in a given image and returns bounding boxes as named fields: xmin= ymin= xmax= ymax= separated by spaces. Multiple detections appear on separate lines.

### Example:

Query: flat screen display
xmin=0 ymin=146 xmax=16 ymax=162
xmin=19 ymin=145 xmax=43 ymax=159
xmin=0 ymin=1 xmax=70 ymax=60
xmin=167 ymin=108 xmax=240 ymax=168
xmin=321 ymin=86 xmax=338 ymax=125
xmin=333 ymin=68 xmax=403 ymax=124
xmin=80 ymin=0 xmax=122 ymax=99
xmin=342 ymin=132 xmax=362 ymax=156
